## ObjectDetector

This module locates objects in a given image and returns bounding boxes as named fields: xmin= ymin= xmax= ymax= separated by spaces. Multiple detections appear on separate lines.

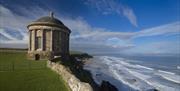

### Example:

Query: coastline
xmin=84 ymin=56 xmax=180 ymax=91
xmin=49 ymin=53 xmax=118 ymax=91
xmin=50 ymin=53 xmax=99 ymax=91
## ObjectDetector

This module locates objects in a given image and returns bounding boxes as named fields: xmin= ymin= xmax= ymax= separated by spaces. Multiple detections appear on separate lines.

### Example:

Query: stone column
xmin=67 ymin=33 xmax=70 ymax=54
xmin=50 ymin=29 xmax=53 ymax=51
xmin=28 ymin=30 xmax=31 ymax=51
xmin=31 ymin=30 xmax=35 ymax=51
xmin=33 ymin=30 xmax=36 ymax=51
xmin=41 ymin=30 xmax=44 ymax=51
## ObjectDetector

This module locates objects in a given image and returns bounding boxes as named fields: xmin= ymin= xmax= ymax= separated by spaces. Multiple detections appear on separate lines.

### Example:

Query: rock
xmin=95 ymin=73 xmax=101 ymax=77
xmin=147 ymin=89 xmax=159 ymax=91
xmin=47 ymin=61 xmax=93 ymax=91
xmin=100 ymin=80 xmax=118 ymax=91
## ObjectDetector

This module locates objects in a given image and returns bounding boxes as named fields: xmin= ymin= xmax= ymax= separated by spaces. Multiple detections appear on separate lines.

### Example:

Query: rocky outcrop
xmin=99 ymin=80 xmax=118 ymax=91
xmin=47 ymin=61 xmax=93 ymax=91
xmin=147 ymin=89 xmax=159 ymax=91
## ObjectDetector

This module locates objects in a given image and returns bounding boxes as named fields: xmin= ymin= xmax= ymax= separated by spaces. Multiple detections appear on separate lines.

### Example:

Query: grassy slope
xmin=0 ymin=51 xmax=70 ymax=91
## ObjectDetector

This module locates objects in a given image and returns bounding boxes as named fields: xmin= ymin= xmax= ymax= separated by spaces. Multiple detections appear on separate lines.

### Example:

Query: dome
xmin=27 ymin=12 xmax=71 ymax=33
xmin=35 ymin=16 xmax=64 ymax=25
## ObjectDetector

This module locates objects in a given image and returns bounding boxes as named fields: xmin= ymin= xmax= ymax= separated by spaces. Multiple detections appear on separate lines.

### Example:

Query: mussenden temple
xmin=27 ymin=12 xmax=71 ymax=60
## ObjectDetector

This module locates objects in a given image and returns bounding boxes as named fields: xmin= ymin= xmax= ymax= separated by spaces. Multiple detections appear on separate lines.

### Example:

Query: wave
xmin=158 ymin=70 xmax=175 ymax=75
xmin=84 ymin=56 xmax=180 ymax=91
xmin=101 ymin=56 xmax=154 ymax=71
xmin=135 ymin=64 xmax=154 ymax=70
xmin=177 ymin=66 xmax=180 ymax=69
xmin=157 ymin=70 xmax=180 ymax=84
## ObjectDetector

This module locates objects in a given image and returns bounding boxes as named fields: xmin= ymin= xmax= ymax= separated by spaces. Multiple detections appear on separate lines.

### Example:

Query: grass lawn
xmin=0 ymin=51 xmax=70 ymax=91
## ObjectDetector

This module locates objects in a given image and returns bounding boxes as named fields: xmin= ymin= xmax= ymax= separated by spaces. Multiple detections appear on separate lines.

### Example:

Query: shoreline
xmin=50 ymin=53 xmax=118 ymax=91
xmin=85 ymin=56 xmax=180 ymax=91
xmin=51 ymin=53 xmax=99 ymax=91
xmin=81 ymin=56 xmax=118 ymax=91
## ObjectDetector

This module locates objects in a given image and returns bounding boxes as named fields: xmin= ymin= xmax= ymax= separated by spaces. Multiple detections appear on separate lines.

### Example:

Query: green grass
xmin=0 ymin=51 xmax=70 ymax=91
xmin=0 ymin=52 xmax=46 ymax=71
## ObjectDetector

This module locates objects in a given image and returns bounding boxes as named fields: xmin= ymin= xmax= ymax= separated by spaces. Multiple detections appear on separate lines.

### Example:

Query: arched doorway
xmin=35 ymin=54 xmax=40 ymax=60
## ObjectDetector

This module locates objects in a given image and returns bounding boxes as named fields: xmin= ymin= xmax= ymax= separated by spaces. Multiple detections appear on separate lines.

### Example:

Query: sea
xmin=84 ymin=55 xmax=180 ymax=91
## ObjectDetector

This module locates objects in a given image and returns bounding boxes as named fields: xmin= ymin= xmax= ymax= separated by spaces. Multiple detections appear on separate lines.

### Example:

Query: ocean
xmin=84 ymin=55 xmax=180 ymax=91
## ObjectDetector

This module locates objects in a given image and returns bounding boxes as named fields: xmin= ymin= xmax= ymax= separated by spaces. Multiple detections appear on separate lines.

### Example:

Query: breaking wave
xmin=177 ymin=66 xmax=180 ymax=70
xmin=84 ymin=56 xmax=180 ymax=91
xmin=157 ymin=70 xmax=180 ymax=84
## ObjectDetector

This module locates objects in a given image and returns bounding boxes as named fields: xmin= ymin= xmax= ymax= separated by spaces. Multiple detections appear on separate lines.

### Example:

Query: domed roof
xmin=27 ymin=12 xmax=71 ymax=33
xmin=35 ymin=16 xmax=64 ymax=25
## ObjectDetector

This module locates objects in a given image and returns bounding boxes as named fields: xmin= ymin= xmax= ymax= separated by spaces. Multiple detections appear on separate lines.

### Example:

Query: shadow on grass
xmin=52 ymin=54 xmax=99 ymax=91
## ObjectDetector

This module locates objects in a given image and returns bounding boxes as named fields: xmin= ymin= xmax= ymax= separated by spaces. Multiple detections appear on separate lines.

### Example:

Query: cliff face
xmin=47 ymin=61 xmax=93 ymax=91
xmin=100 ymin=81 xmax=118 ymax=91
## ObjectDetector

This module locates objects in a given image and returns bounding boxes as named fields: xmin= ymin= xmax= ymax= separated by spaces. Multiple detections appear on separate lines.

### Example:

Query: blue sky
xmin=0 ymin=0 xmax=179 ymax=56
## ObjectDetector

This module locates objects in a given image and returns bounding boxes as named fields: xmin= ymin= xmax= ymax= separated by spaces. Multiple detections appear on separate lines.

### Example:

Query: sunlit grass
xmin=0 ymin=51 xmax=70 ymax=91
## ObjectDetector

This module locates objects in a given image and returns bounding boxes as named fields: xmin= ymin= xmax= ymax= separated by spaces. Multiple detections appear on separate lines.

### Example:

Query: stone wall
xmin=27 ymin=51 xmax=53 ymax=60
xmin=47 ymin=61 xmax=93 ymax=91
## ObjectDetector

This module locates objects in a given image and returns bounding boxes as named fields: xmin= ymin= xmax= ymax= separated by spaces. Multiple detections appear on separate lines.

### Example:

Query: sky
xmin=0 ymin=0 xmax=180 ymax=56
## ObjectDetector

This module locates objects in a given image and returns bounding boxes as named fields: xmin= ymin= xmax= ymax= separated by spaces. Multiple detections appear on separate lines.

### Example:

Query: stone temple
xmin=27 ymin=12 xmax=71 ymax=60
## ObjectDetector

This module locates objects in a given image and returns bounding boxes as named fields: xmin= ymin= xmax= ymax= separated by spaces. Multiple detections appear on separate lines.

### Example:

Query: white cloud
xmin=0 ymin=4 xmax=49 ymax=43
xmin=66 ymin=17 xmax=179 ymax=43
xmin=84 ymin=0 xmax=138 ymax=27
xmin=70 ymin=41 xmax=133 ymax=54
xmin=136 ymin=22 xmax=180 ymax=38
xmin=121 ymin=6 xmax=137 ymax=27
xmin=0 ymin=5 xmax=30 ymax=30
xmin=126 ymin=40 xmax=180 ymax=56
xmin=0 ymin=5 xmax=30 ymax=43
xmin=106 ymin=37 xmax=133 ymax=48
xmin=0 ymin=29 xmax=14 ymax=40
